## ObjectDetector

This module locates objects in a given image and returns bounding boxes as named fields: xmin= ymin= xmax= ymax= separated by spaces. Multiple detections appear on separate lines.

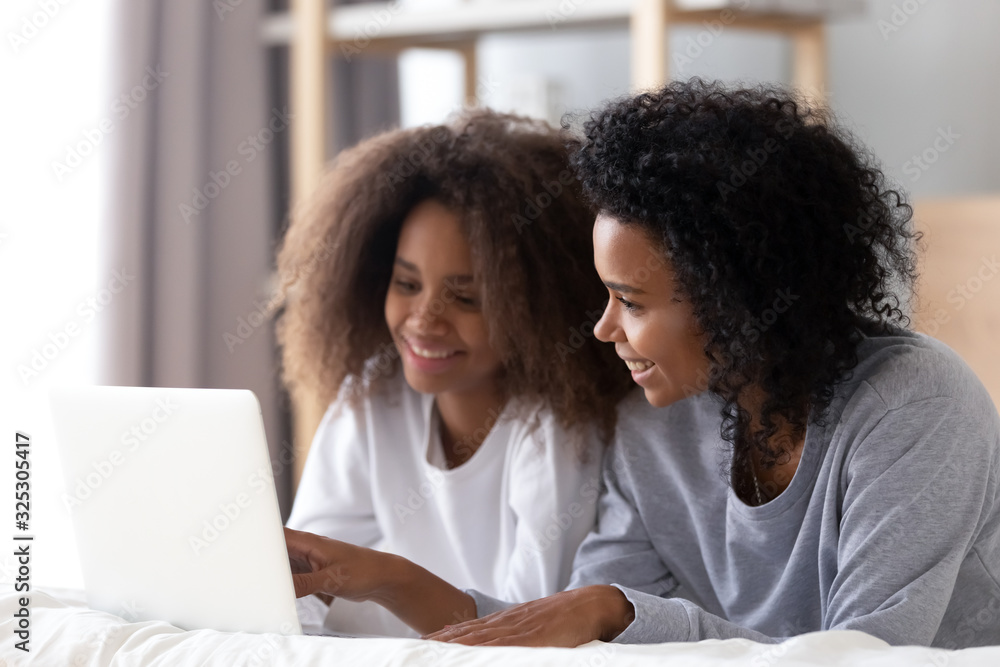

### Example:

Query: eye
xmin=393 ymin=278 xmax=419 ymax=294
xmin=616 ymin=295 xmax=639 ymax=312
xmin=451 ymin=291 xmax=480 ymax=308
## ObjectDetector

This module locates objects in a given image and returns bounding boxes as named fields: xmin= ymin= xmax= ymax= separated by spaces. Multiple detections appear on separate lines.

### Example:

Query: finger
xmin=283 ymin=526 xmax=317 ymax=551
xmin=293 ymin=570 xmax=350 ymax=599
xmin=292 ymin=570 xmax=327 ymax=598
xmin=291 ymin=562 xmax=349 ymax=598
xmin=423 ymin=627 xmax=459 ymax=641
xmin=283 ymin=527 xmax=331 ymax=571
xmin=422 ymin=627 xmax=452 ymax=641
xmin=289 ymin=553 xmax=313 ymax=575
xmin=283 ymin=527 xmax=309 ymax=558
xmin=286 ymin=546 xmax=317 ymax=575
xmin=423 ymin=618 xmax=487 ymax=641
xmin=438 ymin=628 xmax=509 ymax=646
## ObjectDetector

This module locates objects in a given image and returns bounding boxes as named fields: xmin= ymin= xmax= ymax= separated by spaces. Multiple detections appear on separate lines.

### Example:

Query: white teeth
xmin=625 ymin=359 xmax=654 ymax=372
xmin=410 ymin=343 xmax=454 ymax=359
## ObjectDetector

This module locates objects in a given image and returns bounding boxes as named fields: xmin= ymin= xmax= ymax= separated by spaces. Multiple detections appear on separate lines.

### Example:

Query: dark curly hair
xmin=276 ymin=108 xmax=633 ymax=442
xmin=571 ymin=78 xmax=920 ymax=502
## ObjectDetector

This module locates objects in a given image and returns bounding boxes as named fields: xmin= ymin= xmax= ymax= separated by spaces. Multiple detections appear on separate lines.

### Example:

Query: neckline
xmin=422 ymin=395 xmax=513 ymax=477
xmin=728 ymin=417 xmax=828 ymax=520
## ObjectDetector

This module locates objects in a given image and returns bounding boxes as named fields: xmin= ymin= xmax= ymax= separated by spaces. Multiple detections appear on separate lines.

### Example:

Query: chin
xmin=642 ymin=387 xmax=674 ymax=408
xmin=400 ymin=367 xmax=449 ymax=395
xmin=641 ymin=381 xmax=692 ymax=408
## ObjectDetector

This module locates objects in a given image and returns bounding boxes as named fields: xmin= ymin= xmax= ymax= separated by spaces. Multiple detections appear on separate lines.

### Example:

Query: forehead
xmin=396 ymin=200 xmax=472 ymax=269
xmin=593 ymin=213 xmax=664 ymax=277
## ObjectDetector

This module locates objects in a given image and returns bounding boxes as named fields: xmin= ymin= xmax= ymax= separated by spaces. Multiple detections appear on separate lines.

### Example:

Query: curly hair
xmin=276 ymin=108 xmax=633 ymax=442
xmin=570 ymin=78 xmax=920 ymax=501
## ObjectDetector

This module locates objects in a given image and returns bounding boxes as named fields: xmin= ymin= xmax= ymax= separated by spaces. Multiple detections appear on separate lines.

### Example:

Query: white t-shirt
xmin=286 ymin=372 xmax=602 ymax=636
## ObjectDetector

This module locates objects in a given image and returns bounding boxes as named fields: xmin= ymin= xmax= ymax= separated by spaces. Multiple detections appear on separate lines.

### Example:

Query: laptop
xmin=49 ymin=385 xmax=355 ymax=637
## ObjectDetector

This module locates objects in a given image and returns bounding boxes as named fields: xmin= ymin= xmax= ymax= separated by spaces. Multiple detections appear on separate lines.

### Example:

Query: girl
xmin=292 ymin=80 xmax=1000 ymax=649
xmin=422 ymin=79 xmax=1000 ymax=648
xmin=277 ymin=109 xmax=632 ymax=637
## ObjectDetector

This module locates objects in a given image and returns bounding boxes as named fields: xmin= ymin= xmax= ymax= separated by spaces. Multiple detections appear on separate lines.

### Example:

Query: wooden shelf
xmin=263 ymin=1 xmax=861 ymax=46
xmin=276 ymin=0 xmax=859 ymax=486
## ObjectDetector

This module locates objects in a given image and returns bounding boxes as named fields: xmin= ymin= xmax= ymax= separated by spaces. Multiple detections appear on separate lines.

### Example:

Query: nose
xmin=408 ymin=292 xmax=449 ymax=336
xmin=593 ymin=298 xmax=623 ymax=343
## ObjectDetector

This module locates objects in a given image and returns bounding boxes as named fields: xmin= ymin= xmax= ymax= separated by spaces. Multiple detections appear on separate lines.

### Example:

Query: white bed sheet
xmin=2 ymin=585 xmax=999 ymax=667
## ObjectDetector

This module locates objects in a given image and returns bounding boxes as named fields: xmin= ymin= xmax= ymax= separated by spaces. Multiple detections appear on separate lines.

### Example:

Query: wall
xmin=401 ymin=0 xmax=1000 ymax=198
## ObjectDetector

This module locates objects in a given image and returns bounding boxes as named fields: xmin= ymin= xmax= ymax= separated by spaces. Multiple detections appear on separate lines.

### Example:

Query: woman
xmin=277 ymin=108 xmax=631 ymax=636
xmin=290 ymin=80 xmax=1000 ymax=648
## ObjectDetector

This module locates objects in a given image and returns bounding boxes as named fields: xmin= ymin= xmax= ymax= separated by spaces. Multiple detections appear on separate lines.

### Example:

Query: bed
xmin=3 ymin=585 xmax=998 ymax=666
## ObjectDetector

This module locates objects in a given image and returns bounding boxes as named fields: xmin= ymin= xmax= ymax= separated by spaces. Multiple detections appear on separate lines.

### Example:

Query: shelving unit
xmin=264 ymin=0 xmax=861 ymax=483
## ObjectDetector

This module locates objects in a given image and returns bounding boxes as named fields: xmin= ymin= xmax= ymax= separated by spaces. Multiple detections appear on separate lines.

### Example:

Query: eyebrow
xmin=604 ymin=280 xmax=645 ymax=295
xmin=394 ymin=257 xmax=474 ymax=285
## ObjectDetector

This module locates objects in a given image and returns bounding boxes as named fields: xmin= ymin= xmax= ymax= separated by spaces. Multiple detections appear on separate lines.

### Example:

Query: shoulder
xmin=847 ymin=329 xmax=995 ymax=415
xmin=831 ymin=329 xmax=999 ymax=452
xmin=503 ymin=401 xmax=605 ymax=522
xmin=831 ymin=329 xmax=1000 ymax=478
xmin=317 ymin=369 xmax=424 ymax=441
xmin=334 ymin=367 xmax=423 ymax=416
xmin=504 ymin=399 xmax=603 ymax=472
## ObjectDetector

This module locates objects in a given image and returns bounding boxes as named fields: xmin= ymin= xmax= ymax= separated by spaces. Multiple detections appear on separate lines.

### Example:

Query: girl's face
xmin=384 ymin=199 xmax=503 ymax=397
xmin=592 ymin=212 xmax=711 ymax=408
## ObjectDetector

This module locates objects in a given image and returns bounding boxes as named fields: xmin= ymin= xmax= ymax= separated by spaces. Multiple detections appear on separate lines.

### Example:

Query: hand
xmin=284 ymin=526 xmax=392 ymax=603
xmin=422 ymin=585 xmax=635 ymax=647
xmin=284 ymin=526 xmax=478 ymax=635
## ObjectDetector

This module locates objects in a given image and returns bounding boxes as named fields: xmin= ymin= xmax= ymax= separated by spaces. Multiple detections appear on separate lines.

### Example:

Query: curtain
xmin=106 ymin=0 xmax=400 ymax=516
xmin=105 ymin=0 xmax=290 ymax=509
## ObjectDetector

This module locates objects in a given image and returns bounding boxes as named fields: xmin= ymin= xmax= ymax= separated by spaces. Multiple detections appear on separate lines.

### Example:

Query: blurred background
xmin=2 ymin=0 xmax=998 ymax=589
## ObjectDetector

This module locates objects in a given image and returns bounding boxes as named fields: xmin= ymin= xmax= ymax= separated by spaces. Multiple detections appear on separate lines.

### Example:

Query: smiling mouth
xmin=623 ymin=359 xmax=654 ymax=372
xmin=402 ymin=336 xmax=461 ymax=360
xmin=409 ymin=343 xmax=457 ymax=359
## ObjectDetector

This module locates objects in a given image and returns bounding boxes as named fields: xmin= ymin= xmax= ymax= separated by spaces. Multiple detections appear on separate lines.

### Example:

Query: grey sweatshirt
xmin=470 ymin=330 xmax=1000 ymax=648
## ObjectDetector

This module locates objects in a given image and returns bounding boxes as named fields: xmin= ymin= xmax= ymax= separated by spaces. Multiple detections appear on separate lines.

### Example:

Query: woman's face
xmin=592 ymin=213 xmax=711 ymax=408
xmin=384 ymin=199 xmax=503 ymax=397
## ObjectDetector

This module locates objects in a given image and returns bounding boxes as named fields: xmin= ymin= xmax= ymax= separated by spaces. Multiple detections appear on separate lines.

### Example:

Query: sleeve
xmin=825 ymin=395 xmax=998 ymax=645
xmin=497 ymin=419 xmax=604 ymax=603
xmin=284 ymin=396 xmax=382 ymax=549
xmin=611 ymin=394 xmax=1000 ymax=645
xmin=465 ymin=433 xmax=683 ymax=622
xmin=567 ymin=439 xmax=679 ymax=597
xmin=465 ymin=589 xmax=516 ymax=618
